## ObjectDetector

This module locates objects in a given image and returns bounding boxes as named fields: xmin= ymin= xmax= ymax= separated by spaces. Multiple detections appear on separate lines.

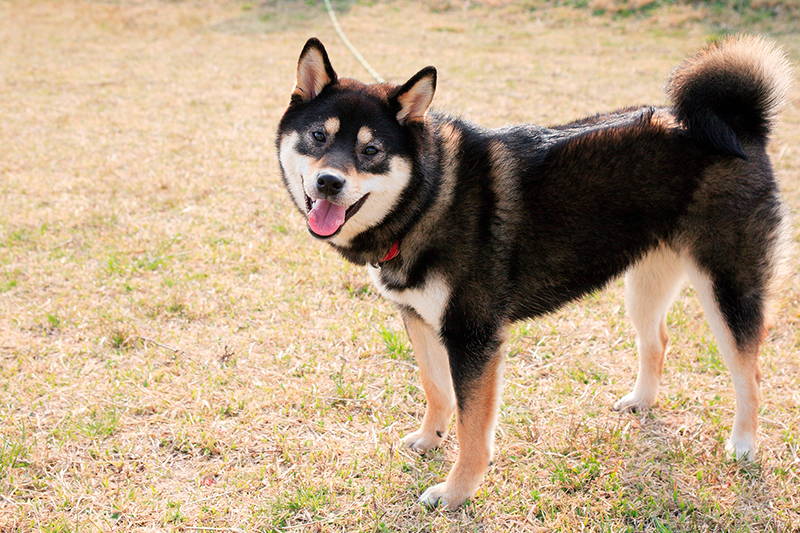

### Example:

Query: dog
xmin=276 ymin=35 xmax=792 ymax=509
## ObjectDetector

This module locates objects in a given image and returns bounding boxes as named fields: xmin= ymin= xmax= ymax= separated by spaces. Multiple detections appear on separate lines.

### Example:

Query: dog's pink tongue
xmin=308 ymin=199 xmax=346 ymax=236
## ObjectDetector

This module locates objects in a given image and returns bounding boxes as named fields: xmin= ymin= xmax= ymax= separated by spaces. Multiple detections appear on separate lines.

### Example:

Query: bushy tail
xmin=667 ymin=34 xmax=793 ymax=159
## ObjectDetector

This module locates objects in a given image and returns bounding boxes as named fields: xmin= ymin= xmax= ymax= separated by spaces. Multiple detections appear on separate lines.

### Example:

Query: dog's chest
xmin=368 ymin=266 xmax=451 ymax=331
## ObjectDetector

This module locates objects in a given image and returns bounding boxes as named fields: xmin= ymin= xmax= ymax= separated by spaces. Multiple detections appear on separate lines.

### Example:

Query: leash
xmin=321 ymin=1 xmax=394 ymax=265
xmin=322 ymin=0 xmax=385 ymax=83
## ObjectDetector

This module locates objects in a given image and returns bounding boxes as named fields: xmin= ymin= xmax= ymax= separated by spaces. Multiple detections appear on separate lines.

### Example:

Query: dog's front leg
xmin=401 ymin=310 xmax=456 ymax=453
xmin=418 ymin=322 xmax=506 ymax=510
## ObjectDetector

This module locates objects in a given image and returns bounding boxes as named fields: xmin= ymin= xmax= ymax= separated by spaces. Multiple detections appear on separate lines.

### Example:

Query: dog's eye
xmin=312 ymin=131 xmax=326 ymax=142
xmin=363 ymin=146 xmax=379 ymax=156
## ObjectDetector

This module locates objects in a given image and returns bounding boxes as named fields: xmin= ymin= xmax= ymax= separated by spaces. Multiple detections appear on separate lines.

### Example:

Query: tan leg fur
xmin=685 ymin=260 xmax=762 ymax=459
xmin=419 ymin=344 xmax=505 ymax=509
xmin=615 ymin=246 xmax=685 ymax=412
xmin=401 ymin=311 xmax=456 ymax=453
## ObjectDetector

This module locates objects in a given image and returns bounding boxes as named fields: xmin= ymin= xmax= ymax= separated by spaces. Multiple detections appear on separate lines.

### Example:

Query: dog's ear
xmin=392 ymin=66 xmax=436 ymax=124
xmin=292 ymin=38 xmax=337 ymax=105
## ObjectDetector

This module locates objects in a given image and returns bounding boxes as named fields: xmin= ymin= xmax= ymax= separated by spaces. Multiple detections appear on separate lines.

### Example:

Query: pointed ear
xmin=392 ymin=67 xmax=436 ymax=124
xmin=292 ymin=38 xmax=337 ymax=104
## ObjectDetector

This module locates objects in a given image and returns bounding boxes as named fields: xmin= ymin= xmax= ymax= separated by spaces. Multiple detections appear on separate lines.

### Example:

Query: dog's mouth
xmin=305 ymin=194 xmax=369 ymax=238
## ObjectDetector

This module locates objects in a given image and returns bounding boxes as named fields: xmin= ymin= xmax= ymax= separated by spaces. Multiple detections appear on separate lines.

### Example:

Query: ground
xmin=1 ymin=1 xmax=799 ymax=531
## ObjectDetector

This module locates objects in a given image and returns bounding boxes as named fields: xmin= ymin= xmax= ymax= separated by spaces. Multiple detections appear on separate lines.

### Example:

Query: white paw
xmin=402 ymin=428 xmax=445 ymax=453
xmin=418 ymin=482 xmax=470 ymax=510
xmin=725 ymin=439 xmax=756 ymax=461
xmin=613 ymin=392 xmax=655 ymax=413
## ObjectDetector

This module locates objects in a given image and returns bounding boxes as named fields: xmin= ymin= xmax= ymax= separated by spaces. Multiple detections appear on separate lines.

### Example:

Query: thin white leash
xmin=322 ymin=0 xmax=386 ymax=83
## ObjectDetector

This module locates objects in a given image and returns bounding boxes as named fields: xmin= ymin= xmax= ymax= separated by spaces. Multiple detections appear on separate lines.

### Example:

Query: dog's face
xmin=277 ymin=39 xmax=436 ymax=248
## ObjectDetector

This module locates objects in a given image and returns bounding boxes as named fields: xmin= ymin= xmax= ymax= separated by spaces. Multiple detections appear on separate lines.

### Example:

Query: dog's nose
xmin=316 ymin=173 xmax=345 ymax=197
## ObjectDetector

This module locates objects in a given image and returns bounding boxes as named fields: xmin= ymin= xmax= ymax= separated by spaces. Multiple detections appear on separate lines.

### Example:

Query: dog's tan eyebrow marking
xmin=324 ymin=117 xmax=340 ymax=135
xmin=357 ymin=126 xmax=373 ymax=145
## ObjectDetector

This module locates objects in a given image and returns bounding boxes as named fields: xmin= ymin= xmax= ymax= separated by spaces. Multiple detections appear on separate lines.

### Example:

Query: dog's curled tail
xmin=667 ymin=34 xmax=793 ymax=159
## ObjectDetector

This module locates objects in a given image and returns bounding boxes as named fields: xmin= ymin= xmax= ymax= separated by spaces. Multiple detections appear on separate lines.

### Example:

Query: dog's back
xmin=480 ymin=36 xmax=793 ymax=330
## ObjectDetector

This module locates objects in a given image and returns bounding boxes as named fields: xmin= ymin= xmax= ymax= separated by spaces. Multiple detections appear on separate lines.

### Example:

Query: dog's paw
xmin=418 ymin=482 xmax=470 ymax=510
xmin=402 ymin=428 xmax=446 ymax=453
xmin=725 ymin=438 xmax=756 ymax=461
xmin=613 ymin=392 xmax=655 ymax=413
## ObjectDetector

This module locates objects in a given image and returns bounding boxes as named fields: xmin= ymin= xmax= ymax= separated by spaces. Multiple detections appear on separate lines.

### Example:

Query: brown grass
xmin=1 ymin=1 xmax=799 ymax=531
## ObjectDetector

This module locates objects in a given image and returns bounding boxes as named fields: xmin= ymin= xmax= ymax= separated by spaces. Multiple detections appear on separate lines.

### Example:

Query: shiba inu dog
xmin=276 ymin=35 xmax=792 ymax=509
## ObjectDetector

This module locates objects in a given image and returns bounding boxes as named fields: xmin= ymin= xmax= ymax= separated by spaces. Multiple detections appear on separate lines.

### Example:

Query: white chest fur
xmin=368 ymin=267 xmax=451 ymax=331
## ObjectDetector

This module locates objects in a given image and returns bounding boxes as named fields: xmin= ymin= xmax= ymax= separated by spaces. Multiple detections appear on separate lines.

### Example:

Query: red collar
xmin=378 ymin=240 xmax=400 ymax=265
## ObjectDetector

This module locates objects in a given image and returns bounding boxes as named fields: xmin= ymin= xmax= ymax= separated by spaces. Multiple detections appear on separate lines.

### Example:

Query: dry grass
xmin=1 ymin=1 xmax=799 ymax=531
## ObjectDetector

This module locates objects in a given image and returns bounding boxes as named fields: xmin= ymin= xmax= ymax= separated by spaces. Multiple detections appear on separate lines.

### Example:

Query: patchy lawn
xmin=1 ymin=1 xmax=798 ymax=531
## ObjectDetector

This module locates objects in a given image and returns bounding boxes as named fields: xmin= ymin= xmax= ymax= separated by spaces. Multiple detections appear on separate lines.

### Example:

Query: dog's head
xmin=277 ymin=38 xmax=436 ymax=249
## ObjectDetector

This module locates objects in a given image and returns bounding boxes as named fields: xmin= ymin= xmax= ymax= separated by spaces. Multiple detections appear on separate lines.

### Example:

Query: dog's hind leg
xmin=615 ymin=245 xmax=685 ymax=413
xmin=401 ymin=310 xmax=456 ymax=453
xmin=685 ymin=260 xmax=764 ymax=460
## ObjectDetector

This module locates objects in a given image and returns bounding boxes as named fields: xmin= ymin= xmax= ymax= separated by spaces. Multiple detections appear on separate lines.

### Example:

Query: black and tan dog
xmin=276 ymin=35 xmax=792 ymax=509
